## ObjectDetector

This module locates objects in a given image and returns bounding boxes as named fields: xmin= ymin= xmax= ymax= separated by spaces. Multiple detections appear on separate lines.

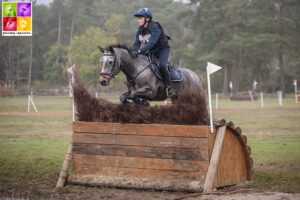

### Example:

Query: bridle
xmin=100 ymin=53 xmax=122 ymax=82
xmin=100 ymin=50 xmax=148 ymax=85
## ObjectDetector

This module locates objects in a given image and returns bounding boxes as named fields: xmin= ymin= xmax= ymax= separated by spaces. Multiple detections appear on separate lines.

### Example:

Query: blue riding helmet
xmin=134 ymin=8 xmax=153 ymax=19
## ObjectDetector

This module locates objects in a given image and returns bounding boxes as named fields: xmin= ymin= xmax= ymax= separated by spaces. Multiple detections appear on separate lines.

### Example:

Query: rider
xmin=131 ymin=7 xmax=176 ymax=98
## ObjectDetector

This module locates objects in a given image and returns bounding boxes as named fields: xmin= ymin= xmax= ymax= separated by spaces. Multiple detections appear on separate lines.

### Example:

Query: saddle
xmin=147 ymin=55 xmax=183 ymax=82
xmin=148 ymin=63 xmax=183 ymax=82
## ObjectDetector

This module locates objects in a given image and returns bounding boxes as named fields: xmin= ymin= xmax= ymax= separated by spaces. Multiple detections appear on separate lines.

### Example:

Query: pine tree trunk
xmin=28 ymin=39 xmax=33 ymax=91
xmin=232 ymin=49 xmax=238 ymax=93
xmin=58 ymin=12 xmax=61 ymax=44
xmin=222 ymin=64 xmax=228 ymax=95
xmin=237 ymin=47 xmax=242 ymax=92
xmin=278 ymin=1 xmax=285 ymax=97
xmin=6 ymin=39 xmax=12 ymax=92
xmin=232 ymin=7 xmax=239 ymax=94
xmin=70 ymin=14 xmax=75 ymax=45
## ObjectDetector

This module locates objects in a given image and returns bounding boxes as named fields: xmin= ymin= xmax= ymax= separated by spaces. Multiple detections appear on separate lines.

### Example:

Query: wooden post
xmin=56 ymin=144 xmax=72 ymax=188
xmin=203 ymin=125 xmax=226 ymax=193
xmin=260 ymin=92 xmax=264 ymax=108
xmin=27 ymin=95 xmax=38 ymax=112
xmin=248 ymin=90 xmax=254 ymax=102
xmin=215 ymin=93 xmax=219 ymax=109
xmin=27 ymin=95 xmax=30 ymax=112
xmin=278 ymin=90 xmax=282 ymax=106
xmin=294 ymin=80 xmax=297 ymax=103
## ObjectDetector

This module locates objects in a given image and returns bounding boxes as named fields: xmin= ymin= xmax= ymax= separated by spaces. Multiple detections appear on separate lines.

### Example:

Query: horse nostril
xmin=100 ymin=80 xmax=107 ymax=86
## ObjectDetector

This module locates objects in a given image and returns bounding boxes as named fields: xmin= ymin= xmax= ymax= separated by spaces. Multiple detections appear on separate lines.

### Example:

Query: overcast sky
xmin=36 ymin=0 xmax=52 ymax=5
xmin=35 ymin=0 xmax=191 ymax=5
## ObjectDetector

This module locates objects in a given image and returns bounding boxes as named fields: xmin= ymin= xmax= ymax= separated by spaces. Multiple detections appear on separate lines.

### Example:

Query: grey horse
xmin=98 ymin=44 xmax=204 ymax=104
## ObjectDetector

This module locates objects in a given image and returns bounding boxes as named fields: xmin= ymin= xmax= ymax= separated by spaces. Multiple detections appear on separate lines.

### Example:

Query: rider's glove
xmin=131 ymin=50 xmax=140 ymax=58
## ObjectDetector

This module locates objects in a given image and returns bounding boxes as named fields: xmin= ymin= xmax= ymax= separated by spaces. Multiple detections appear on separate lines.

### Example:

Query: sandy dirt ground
xmin=48 ymin=186 xmax=300 ymax=200
xmin=2 ymin=184 xmax=300 ymax=200
xmin=179 ymin=192 xmax=300 ymax=200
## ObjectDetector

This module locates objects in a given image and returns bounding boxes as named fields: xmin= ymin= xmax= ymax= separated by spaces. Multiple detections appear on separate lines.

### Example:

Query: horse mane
xmin=105 ymin=43 xmax=148 ymax=61
xmin=105 ymin=44 xmax=131 ymax=53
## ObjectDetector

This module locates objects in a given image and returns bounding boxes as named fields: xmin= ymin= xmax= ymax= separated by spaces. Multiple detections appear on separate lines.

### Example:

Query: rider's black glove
xmin=131 ymin=50 xmax=140 ymax=58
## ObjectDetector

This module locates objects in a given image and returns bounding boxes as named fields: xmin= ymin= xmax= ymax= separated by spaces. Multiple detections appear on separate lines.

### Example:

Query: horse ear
xmin=97 ymin=45 xmax=105 ymax=53
xmin=109 ymin=47 xmax=114 ymax=53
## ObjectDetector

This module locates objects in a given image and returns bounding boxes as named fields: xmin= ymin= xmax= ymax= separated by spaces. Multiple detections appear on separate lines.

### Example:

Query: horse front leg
xmin=135 ymin=87 xmax=153 ymax=97
xmin=131 ymin=86 xmax=154 ymax=106
xmin=120 ymin=81 xmax=136 ymax=104
xmin=120 ymin=91 xmax=131 ymax=104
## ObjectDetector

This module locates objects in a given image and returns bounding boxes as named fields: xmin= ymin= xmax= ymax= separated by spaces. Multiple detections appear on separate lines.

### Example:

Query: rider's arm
xmin=131 ymin=31 xmax=141 ymax=51
xmin=139 ymin=23 xmax=161 ymax=54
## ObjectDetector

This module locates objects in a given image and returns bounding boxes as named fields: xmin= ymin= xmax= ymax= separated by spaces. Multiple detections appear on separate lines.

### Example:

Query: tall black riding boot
xmin=161 ymin=67 xmax=176 ymax=98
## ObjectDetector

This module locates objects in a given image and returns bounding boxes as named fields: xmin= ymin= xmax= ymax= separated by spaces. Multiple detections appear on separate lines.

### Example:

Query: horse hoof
xmin=142 ymin=100 xmax=150 ymax=107
xmin=121 ymin=100 xmax=130 ymax=105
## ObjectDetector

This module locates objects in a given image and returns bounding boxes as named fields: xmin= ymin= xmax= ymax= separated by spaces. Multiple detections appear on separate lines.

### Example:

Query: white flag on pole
xmin=229 ymin=81 xmax=233 ymax=89
xmin=206 ymin=62 xmax=222 ymax=133
xmin=207 ymin=62 xmax=222 ymax=75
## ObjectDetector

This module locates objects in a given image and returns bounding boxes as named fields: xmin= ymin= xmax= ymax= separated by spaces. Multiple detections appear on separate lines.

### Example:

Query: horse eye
xmin=108 ymin=61 xmax=113 ymax=65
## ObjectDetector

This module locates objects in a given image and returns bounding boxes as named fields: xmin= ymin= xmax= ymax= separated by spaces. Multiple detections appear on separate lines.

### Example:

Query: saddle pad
xmin=148 ymin=64 xmax=183 ymax=82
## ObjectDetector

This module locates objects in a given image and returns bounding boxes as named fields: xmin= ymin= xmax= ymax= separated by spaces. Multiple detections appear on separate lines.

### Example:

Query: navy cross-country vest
xmin=138 ymin=21 xmax=170 ymax=53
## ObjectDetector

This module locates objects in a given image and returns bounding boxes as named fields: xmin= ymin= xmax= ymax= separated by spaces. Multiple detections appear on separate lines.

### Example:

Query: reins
xmin=100 ymin=49 xmax=149 ymax=84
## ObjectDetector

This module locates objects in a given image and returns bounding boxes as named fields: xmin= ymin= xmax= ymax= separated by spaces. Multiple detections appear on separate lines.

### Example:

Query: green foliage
xmin=69 ymin=27 xmax=117 ymax=85
xmin=0 ymin=0 xmax=299 ymax=93
xmin=104 ymin=14 xmax=126 ymax=37
xmin=44 ymin=43 xmax=68 ymax=84
xmin=69 ymin=27 xmax=116 ymax=65
xmin=190 ymin=0 xmax=300 ymax=93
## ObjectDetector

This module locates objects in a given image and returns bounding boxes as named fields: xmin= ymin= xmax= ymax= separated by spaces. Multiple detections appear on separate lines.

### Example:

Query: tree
xmin=190 ymin=0 xmax=300 ymax=94
xmin=69 ymin=27 xmax=116 ymax=85
xmin=44 ymin=43 xmax=68 ymax=84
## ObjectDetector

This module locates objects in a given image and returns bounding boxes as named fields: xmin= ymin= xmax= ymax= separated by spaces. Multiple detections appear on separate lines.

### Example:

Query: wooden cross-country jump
xmin=56 ymin=120 xmax=253 ymax=192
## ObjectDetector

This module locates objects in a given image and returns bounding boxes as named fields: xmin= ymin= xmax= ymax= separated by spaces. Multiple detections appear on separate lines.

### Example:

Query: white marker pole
xmin=294 ymin=80 xmax=298 ymax=103
xmin=207 ymin=70 xmax=213 ymax=133
xmin=27 ymin=95 xmax=30 ymax=112
xmin=70 ymin=85 xmax=75 ymax=122
xmin=72 ymin=98 xmax=75 ymax=122
xmin=69 ymin=83 xmax=75 ymax=122
xmin=248 ymin=90 xmax=254 ymax=102
xmin=260 ymin=92 xmax=264 ymax=108
xmin=29 ymin=95 xmax=38 ymax=112
xmin=216 ymin=93 xmax=219 ymax=109
xmin=68 ymin=65 xmax=76 ymax=122
xmin=229 ymin=81 xmax=233 ymax=98
xmin=278 ymin=90 xmax=282 ymax=106
xmin=206 ymin=62 xmax=222 ymax=133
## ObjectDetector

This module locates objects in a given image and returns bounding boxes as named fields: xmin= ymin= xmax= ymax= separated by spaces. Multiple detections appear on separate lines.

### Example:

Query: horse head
xmin=98 ymin=45 xmax=121 ymax=86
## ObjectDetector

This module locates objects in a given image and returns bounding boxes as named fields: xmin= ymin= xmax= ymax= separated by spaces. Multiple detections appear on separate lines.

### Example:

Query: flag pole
xmin=207 ymin=67 xmax=214 ymax=133
xmin=206 ymin=62 xmax=222 ymax=133
xmin=294 ymin=80 xmax=298 ymax=103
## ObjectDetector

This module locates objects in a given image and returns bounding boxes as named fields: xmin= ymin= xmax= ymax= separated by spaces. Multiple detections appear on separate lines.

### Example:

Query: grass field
xmin=0 ymin=95 xmax=299 ymax=198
